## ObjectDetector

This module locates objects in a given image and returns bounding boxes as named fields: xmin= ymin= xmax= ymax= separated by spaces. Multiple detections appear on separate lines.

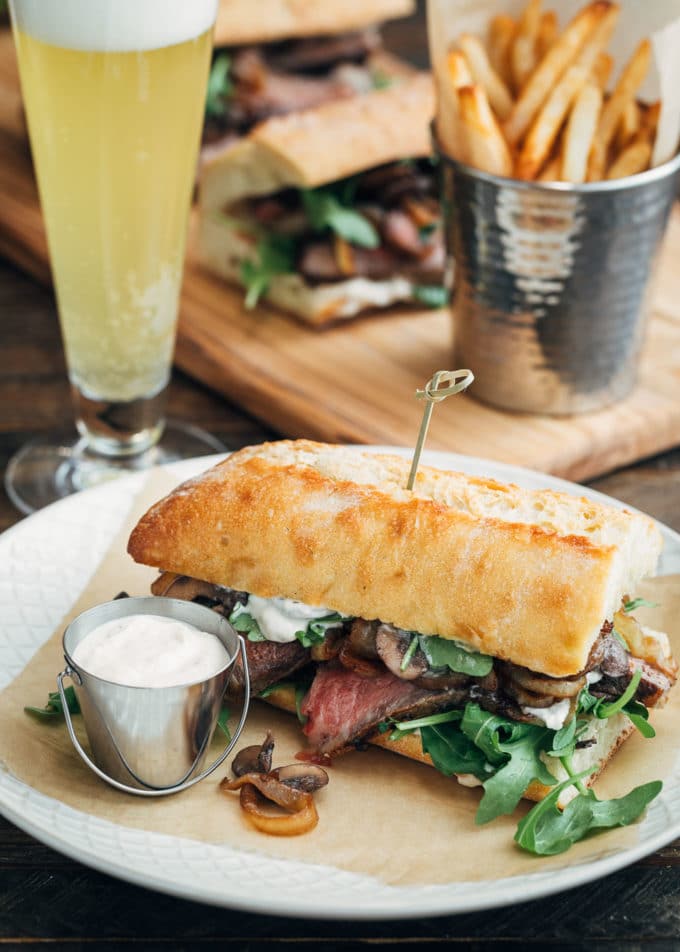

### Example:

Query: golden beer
xmin=12 ymin=6 xmax=213 ymax=403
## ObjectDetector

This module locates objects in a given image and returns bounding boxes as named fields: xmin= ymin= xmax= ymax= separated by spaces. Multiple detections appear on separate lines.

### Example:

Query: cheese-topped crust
xmin=127 ymin=440 xmax=662 ymax=677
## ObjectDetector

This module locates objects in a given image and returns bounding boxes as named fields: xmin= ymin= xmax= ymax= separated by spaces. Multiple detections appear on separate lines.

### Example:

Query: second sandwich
xmin=196 ymin=75 xmax=446 ymax=325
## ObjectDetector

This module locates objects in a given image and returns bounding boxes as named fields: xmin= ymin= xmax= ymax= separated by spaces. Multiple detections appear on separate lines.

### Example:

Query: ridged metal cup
xmin=58 ymin=596 xmax=250 ymax=797
xmin=438 ymin=147 xmax=680 ymax=414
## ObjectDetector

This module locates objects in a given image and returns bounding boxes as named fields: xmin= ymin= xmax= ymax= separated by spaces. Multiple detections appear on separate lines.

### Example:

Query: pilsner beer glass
xmin=6 ymin=0 xmax=224 ymax=513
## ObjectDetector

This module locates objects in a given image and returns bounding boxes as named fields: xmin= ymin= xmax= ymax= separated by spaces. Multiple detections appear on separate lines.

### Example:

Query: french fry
xmin=606 ymin=139 xmax=652 ymax=178
xmin=447 ymin=49 xmax=473 ymax=89
xmin=488 ymin=14 xmax=516 ymax=88
xmin=538 ymin=153 xmax=563 ymax=181
xmin=638 ymin=99 xmax=661 ymax=145
xmin=561 ymin=82 xmax=603 ymax=183
xmin=615 ymin=99 xmax=640 ymax=151
xmin=457 ymin=84 xmax=513 ymax=177
xmin=511 ymin=0 xmax=543 ymax=93
xmin=587 ymin=38 xmax=652 ymax=181
xmin=515 ymin=6 xmax=618 ymax=180
xmin=458 ymin=33 xmax=514 ymax=121
xmin=536 ymin=10 xmax=559 ymax=60
xmin=591 ymin=51 xmax=613 ymax=90
xmin=504 ymin=1 xmax=618 ymax=148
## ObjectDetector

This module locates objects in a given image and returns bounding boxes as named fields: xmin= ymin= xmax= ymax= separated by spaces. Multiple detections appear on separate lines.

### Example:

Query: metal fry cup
xmin=58 ymin=597 xmax=250 ymax=797
xmin=437 ymin=145 xmax=680 ymax=415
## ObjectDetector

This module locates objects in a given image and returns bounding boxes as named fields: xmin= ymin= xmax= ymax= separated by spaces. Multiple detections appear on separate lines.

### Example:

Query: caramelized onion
xmin=239 ymin=783 xmax=318 ymax=836
xmin=221 ymin=773 xmax=318 ymax=836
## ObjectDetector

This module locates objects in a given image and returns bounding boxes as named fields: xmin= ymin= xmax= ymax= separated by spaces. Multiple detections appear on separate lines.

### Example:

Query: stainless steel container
xmin=438 ymin=149 xmax=680 ymax=414
xmin=58 ymin=596 xmax=250 ymax=797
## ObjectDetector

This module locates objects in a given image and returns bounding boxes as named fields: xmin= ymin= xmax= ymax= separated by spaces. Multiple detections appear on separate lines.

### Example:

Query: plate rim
xmin=1 ymin=446 xmax=679 ymax=920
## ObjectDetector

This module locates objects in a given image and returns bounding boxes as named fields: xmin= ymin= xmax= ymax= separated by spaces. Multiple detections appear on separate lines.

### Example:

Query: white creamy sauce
xmin=455 ymin=773 xmax=483 ymax=788
xmin=72 ymin=614 xmax=230 ymax=687
xmin=586 ymin=670 xmax=603 ymax=685
xmin=245 ymin=596 xmax=334 ymax=644
xmin=11 ymin=0 xmax=218 ymax=52
xmin=521 ymin=697 xmax=572 ymax=731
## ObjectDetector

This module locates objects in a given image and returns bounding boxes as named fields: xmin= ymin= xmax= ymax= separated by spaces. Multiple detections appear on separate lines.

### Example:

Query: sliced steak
xmin=230 ymin=639 xmax=310 ymax=698
xmin=300 ymin=661 xmax=466 ymax=755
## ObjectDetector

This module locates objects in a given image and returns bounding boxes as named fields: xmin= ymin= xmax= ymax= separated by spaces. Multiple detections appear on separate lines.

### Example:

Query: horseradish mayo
xmin=72 ymin=614 xmax=230 ymax=687
xmin=245 ymin=596 xmax=334 ymax=644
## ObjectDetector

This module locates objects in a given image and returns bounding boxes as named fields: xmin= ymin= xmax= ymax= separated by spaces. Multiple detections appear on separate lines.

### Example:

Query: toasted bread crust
xmin=214 ymin=0 xmax=415 ymax=47
xmin=128 ymin=441 xmax=662 ymax=677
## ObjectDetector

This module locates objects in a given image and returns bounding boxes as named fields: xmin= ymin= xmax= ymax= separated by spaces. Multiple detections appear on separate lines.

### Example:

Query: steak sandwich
xmin=196 ymin=74 xmax=446 ymax=325
xmin=204 ymin=0 xmax=415 ymax=149
xmin=128 ymin=441 xmax=676 ymax=842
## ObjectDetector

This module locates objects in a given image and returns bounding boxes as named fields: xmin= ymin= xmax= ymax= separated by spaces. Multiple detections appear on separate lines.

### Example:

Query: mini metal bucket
xmin=438 ymin=146 xmax=680 ymax=414
xmin=58 ymin=597 xmax=250 ymax=797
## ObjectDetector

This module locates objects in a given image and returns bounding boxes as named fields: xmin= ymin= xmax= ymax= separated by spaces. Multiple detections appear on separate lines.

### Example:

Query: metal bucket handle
xmin=57 ymin=634 xmax=251 ymax=797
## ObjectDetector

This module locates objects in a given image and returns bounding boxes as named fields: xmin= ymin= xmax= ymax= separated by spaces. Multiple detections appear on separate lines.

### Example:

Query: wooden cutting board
xmin=1 ymin=29 xmax=679 ymax=482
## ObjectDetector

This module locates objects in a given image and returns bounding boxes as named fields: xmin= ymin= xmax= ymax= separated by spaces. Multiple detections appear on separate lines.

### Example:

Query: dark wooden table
xmin=2 ymin=7 xmax=680 ymax=950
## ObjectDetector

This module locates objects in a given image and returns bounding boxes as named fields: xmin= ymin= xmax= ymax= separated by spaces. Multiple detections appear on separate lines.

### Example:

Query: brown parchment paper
xmin=1 ymin=468 xmax=679 ymax=887
xmin=427 ymin=0 xmax=680 ymax=167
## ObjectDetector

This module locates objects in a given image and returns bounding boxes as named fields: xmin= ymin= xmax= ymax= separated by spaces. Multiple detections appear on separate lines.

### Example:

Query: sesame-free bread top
xmin=199 ymin=73 xmax=434 ymax=211
xmin=214 ymin=0 xmax=415 ymax=47
xmin=127 ymin=440 xmax=663 ymax=678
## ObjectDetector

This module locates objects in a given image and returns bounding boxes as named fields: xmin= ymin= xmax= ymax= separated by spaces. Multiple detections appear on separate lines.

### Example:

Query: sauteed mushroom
xmin=221 ymin=733 xmax=328 ymax=835
xmin=231 ymin=731 xmax=274 ymax=776
xmin=272 ymin=763 xmax=329 ymax=793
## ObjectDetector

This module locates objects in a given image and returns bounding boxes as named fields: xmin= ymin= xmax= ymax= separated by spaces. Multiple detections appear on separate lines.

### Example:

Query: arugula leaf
xmin=412 ymin=284 xmax=450 ymax=309
xmin=577 ymin=672 xmax=653 ymax=739
xmin=241 ymin=234 xmax=297 ymax=309
xmin=419 ymin=635 xmax=493 ymax=677
xmin=418 ymin=221 xmax=439 ymax=241
xmin=296 ymin=613 xmax=345 ymax=648
xmin=461 ymin=705 xmax=557 ymax=825
xmin=216 ymin=706 xmax=231 ymax=741
xmin=515 ymin=771 xmax=662 ymax=856
xmin=400 ymin=634 xmax=420 ymax=672
xmin=256 ymin=679 xmax=309 ymax=725
xmin=385 ymin=709 xmax=464 ymax=741
xmin=549 ymin=717 xmax=578 ymax=758
xmin=371 ymin=69 xmax=395 ymax=90
xmin=623 ymin=698 xmax=656 ymax=738
xmin=577 ymin=687 xmax=599 ymax=715
xmin=228 ymin=604 xmax=266 ymax=642
xmin=301 ymin=188 xmax=380 ymax=249
xmin=421 ymin=723 xmax=489 ymax=780
xmin=295 ymin=684 xmax=308 ymax=725
xmin=623 ymin=597 xmax=658 ymax=613
xmin=25 ymin=686 xmax=80 ymax=721
xmin=205 ymin=53 xmax=233 ymax=118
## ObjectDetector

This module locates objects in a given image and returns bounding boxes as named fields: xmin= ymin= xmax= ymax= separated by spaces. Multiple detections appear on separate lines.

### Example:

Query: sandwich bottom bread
xmin=128 ymin=440 xmax=677 ymax=851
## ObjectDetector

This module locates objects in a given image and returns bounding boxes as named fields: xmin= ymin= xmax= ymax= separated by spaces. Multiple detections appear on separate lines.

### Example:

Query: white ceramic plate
xmin=1 ymin=448 xmax=679 ymax=920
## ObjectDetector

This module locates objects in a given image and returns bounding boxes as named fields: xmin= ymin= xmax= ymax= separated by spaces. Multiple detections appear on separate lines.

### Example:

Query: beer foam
xmin=11 ymin=0 xmax=218 ymax=52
